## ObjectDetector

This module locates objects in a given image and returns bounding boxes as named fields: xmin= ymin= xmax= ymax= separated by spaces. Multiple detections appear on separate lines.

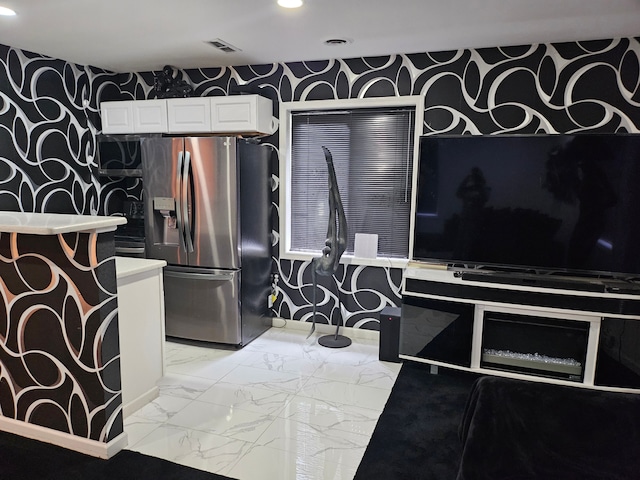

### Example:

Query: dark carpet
xmin=457 ymin=376 xmax=640 ymax=480
xmin=354 ymin=361 xmax=479 ymax=480
xmin=0 ymin=429 xmax=235 ymax=480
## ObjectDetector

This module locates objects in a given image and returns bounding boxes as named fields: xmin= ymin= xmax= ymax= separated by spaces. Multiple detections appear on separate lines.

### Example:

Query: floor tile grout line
xmin=123 ymin=327 xmax=393 ymax=480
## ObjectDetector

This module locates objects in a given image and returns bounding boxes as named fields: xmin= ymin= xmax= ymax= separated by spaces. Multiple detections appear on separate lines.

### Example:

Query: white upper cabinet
xmin=133 ymin=99 xmax=168 ymax=133
xmin=167 ymin=97 xmax=211 ymax=133
xmin=211 ymin=95 xmax=273 ymax=135
xmin=100 ymin=95 xmax=273 ymax=135
xmin=102 ymin=100 xmax=167 ymax=134
xmin=101 ymin=100 xmax=135 ymax=134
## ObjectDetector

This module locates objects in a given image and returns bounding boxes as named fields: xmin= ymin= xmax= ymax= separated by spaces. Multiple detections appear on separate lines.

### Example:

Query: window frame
xmin=279 ymin=96 xmax=424 ymax=268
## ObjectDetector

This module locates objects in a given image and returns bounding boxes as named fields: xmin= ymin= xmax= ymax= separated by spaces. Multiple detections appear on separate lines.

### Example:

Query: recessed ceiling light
xmin=0 ymin=6 xmax=16 ymax=16
xmin=277 ymin=0 xmax=303 ymax=8
xmin=324 ymin=38 xmax=352 ymax=46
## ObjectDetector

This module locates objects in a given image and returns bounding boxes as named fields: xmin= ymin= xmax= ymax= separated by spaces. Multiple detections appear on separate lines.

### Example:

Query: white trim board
xmin=271 ymin=317 xmax=380 ymax=342
xmin=278 ymin=96 xmax=424 ymax=266
xmin=122 ymin=386 xmax=160 ymax=419
xmin=0 ymin=416 xmax=128 ymax=459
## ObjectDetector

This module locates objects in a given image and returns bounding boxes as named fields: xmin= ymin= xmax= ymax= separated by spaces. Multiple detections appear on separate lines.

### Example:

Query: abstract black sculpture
xmin=153 ymin=65 xmax=193 ymax=98
xmin=308 ymin=146 xmax=351 ymax=348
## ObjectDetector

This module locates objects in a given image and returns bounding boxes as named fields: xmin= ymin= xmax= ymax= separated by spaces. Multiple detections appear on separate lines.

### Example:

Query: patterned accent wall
xmin=141 ymin=38 xmax=637 ymax=330
xmin=0 ymin=230 xmax=122 ymax=442
xmin=0 ymin=47 xmax=125 ymax=443
xmin=0 ymin=45 xmax=124 ymax=215
xmin=2 ymin=38 xmax=640 ymax=331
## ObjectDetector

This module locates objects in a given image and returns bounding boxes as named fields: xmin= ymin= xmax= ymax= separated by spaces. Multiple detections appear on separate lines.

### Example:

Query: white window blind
xmin=289 ymin=106 xmax=415 ymax=258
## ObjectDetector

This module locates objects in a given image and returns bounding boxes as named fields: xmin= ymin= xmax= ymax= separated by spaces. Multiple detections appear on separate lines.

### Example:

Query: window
xmin=279 ymin=97 xmax=423 ymax=266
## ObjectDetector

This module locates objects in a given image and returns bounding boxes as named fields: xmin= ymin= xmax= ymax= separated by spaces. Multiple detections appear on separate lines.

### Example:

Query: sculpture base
xmin=318 ymin=334 xmax=352 ymax=349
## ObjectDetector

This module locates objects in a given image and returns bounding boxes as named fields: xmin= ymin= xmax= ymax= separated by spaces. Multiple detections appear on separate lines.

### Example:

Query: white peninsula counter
xmin=0 ymin=211 xmax=126 ymax=234
xmin=0 ymin=212 xmax=127 ymax=458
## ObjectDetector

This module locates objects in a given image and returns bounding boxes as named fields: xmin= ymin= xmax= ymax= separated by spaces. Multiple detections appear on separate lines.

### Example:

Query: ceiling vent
xmin=206 ymin=39 xmax=241 ymax=53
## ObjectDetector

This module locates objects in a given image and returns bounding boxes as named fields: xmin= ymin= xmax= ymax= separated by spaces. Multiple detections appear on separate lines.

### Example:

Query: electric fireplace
xmin=480 ymin=310 xmax=590 ymax=382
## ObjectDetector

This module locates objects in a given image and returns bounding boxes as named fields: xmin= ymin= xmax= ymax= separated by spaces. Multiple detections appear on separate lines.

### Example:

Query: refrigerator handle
xmin=182 ymin=150 xmax=195 ymax=253
xmin=115 ymin=246 xmax=146 ymax=255
xmin=175 ymin=150 xmax=187 ymax=252
xmin=164 ymin=270 xmax=235 ymax=281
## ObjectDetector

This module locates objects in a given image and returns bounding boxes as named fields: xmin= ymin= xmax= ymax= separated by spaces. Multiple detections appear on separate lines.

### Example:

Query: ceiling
xmin=1 ymin=0 xmax=640 ymax=73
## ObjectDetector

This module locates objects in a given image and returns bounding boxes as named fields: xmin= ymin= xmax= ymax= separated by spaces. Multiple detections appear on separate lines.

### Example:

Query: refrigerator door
xmin=142 ymin=137 xmax=189 ymax=266
xmin=185 ymin=137 xmax=239 ymax=269
xmin=163 ymin=266 xmax=241 ymax=344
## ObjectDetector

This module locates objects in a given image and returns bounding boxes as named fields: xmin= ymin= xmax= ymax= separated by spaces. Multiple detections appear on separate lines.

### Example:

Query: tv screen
xmin=413 ymin=134 xmax=640 ymax=277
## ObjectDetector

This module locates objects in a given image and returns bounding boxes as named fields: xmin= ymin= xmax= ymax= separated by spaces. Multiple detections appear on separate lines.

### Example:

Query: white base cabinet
xmin=115 ymin=257 xmax=167 ymax=418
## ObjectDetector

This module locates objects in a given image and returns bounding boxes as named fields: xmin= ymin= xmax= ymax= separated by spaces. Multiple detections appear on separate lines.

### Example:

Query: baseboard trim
xmin=123 ymin=386 xmax=159 ymax=418
xmin=271 ymin=317 xmax=380 ymax=341
xmin=0 ymin=416 xmax=128 ymax=459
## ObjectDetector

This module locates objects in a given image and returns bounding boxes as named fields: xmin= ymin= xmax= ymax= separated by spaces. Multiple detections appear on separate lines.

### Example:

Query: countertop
xmin=0 ymin=212 xmax=126 ymax=235
xmin=115 ymin=256 xmax=167 ymax=279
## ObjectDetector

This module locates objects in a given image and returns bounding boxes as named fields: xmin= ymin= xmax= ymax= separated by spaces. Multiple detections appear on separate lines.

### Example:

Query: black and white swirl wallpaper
xmin=2 ymin=37 xmax=640 ymax=338
xmin=0 ymin=36 xmax=639 ymax=442
xmin=167 ymin=38 xmax=639 ymax=330
xmin=0 ymin=230 xmax=122 ymax=442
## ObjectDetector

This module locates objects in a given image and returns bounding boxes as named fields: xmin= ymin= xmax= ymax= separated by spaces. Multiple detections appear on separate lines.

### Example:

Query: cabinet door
xmin=167 ymin=97 xmax=211 ymax=133
xmin=595 ymin=317 xmax=640 ymax=389
xmin=101 ymin=101 xmax=135 ymax=134
xmin=401 ymin=295 xmax=474 ymax=367
xmin=211 ymin=95 xmax=273 ymax=134
xmin=133 ymin=99 xmax=168 ymax=133
xmin=163 ymin=266 xmax=241 ymax=344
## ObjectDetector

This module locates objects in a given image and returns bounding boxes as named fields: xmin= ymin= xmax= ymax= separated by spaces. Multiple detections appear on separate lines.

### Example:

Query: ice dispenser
xmin=152 ymin=196 xmax=179 ymax=245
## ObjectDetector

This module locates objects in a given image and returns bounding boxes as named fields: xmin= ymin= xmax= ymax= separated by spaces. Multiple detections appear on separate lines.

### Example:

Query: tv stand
xmin=400 ymin=265 xmax=640 ymax=393
xmin=455 ymin=270 xmax=609 ymax=292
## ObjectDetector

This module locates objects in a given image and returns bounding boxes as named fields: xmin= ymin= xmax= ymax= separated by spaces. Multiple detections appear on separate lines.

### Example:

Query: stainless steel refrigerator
xmin=141 ymin=136 xmax=272 ymax=346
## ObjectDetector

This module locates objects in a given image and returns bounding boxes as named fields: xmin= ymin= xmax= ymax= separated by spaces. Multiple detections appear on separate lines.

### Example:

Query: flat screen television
xmin=413 ymin=134 xmax=640 ymax=279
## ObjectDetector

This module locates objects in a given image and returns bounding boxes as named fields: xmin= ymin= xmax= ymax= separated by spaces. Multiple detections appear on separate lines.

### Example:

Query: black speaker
xmin=379 ymin=306 xmax=402 ymax=363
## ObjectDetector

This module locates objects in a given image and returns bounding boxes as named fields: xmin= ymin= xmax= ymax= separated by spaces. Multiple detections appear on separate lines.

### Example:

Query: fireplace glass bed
xmin=480 ymin=311 xmax=590 ymax=382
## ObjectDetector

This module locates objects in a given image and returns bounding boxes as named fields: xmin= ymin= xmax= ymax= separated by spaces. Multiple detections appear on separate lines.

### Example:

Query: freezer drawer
xmin=163 ymin=266 xmax=241 ymax=344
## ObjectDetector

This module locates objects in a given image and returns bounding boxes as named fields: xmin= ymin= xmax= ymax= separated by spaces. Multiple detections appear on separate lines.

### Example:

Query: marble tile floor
xmin=124 ymin=324 xmax=402 ymax=480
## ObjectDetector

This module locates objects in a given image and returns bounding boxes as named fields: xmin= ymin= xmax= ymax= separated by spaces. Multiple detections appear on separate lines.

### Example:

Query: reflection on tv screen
xmin=413 ymin=134 xmax=640 ymax=277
